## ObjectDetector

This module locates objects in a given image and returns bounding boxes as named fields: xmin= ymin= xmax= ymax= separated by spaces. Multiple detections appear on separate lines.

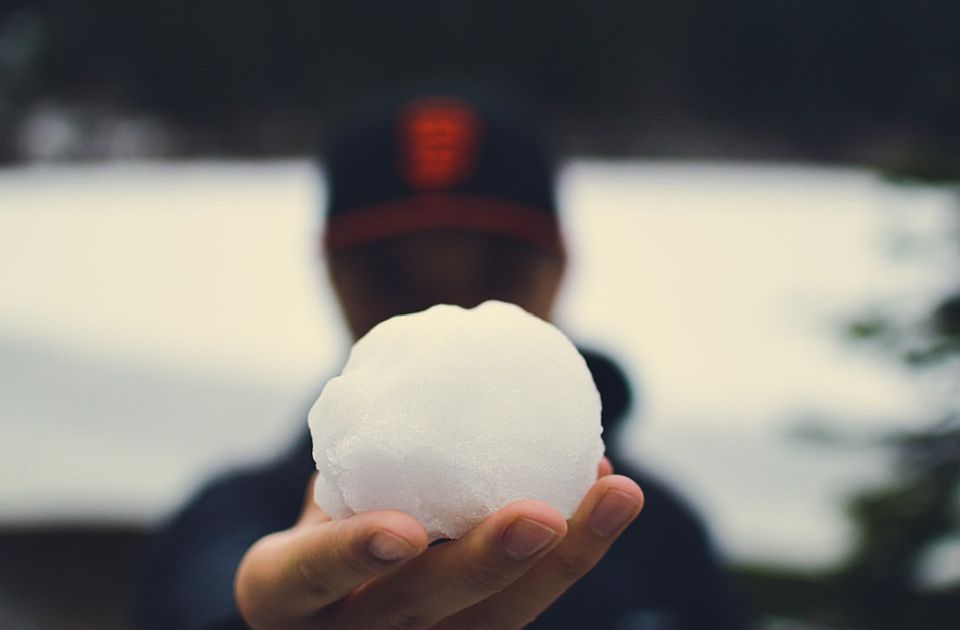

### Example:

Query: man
xmin=137 ymin=93 xmax=745 ymax=629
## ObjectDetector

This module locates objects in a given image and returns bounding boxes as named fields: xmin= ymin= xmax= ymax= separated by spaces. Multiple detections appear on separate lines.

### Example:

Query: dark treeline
xmin=1 ymin=1 xmax=959 ymax=172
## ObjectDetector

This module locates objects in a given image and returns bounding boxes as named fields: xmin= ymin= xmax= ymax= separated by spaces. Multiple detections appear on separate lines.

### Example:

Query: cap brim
xmin=324 ymin=193 xmax=563 ymax=254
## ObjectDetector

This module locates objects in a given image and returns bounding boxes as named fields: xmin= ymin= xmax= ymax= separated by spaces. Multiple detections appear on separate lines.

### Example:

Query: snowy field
xmin=0 ymin=159 xmax=955 ymax=570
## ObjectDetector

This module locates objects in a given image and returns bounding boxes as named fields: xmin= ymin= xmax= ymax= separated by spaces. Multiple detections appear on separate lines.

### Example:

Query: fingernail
xmin=589 ymin=489 xmax=639 ymax=537
xmin=368 ymin=531 xmax=417 ymax=562
xmin=502 ymin=518 xmax=559 ymax=560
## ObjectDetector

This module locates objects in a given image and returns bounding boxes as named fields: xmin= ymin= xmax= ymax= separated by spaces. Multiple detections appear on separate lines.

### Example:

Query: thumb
xmin=297 ymin=473 xmax=332 ymax=526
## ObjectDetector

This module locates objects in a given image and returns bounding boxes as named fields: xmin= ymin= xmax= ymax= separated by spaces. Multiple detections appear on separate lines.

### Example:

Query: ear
xmin=325 ymin=253 xmax=367 ymax=339
xmin=528 ymin=250 xmax=566 ymax=321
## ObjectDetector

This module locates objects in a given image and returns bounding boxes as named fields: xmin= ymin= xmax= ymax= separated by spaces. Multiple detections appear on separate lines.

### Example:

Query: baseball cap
xmin=323 ymin=93 xmax=562 ymax=254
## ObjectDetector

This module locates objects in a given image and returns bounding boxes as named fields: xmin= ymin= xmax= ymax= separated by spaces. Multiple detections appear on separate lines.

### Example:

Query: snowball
xmin=308 ymin=300 xmax=604 ymax=539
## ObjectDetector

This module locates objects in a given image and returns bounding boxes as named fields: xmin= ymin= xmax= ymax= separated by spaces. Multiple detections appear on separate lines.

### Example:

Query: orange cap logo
xmin=397 ymin=97 xmax=482 ymax=191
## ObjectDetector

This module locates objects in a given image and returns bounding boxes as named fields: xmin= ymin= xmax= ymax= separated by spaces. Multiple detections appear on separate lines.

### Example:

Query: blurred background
xmin=1 ymin=2 xmax=959 ymax=628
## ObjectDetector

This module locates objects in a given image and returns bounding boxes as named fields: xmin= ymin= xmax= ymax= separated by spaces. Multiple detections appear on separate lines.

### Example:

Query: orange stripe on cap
xmin=324 ymin=194 xmax=563 ymax=254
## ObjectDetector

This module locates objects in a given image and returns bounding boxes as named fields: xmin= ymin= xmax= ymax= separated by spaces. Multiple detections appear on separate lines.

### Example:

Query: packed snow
xmin=308 ymin=301 xmax=604 ymax=539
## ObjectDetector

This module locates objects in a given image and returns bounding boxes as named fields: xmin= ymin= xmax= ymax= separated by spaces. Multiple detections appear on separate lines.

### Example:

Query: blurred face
xmin=327 ymin=231 xmax=565 ymax=339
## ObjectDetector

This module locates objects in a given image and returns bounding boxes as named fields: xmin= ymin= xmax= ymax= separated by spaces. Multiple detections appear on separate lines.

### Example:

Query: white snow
xmin=0 ymin=159 xmax=955 ymax=569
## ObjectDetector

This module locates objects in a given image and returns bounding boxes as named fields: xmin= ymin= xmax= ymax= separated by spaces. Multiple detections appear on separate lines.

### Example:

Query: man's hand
xmin=235 ymin=458 xmax=642 ymax=629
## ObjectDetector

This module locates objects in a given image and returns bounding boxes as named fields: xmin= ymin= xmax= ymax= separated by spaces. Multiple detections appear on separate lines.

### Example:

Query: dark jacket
xmin=136 ymin=350 xmax=747 ymax=629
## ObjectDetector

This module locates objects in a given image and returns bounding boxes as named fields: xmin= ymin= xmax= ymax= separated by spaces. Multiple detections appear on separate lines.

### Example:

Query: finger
xmin=598 ymin=456 xmax=614 ymax=478
xmin=435 ymin=475 xmax=643 ymax=629
xmin=325 ymin=500 xmax=567 ymax=629
xmin=237 ymin=510 xmax=428 ymax=624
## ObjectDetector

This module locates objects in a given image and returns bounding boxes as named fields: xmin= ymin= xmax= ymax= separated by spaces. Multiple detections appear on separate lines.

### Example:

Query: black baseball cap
xmin=323 ymin=93 xmax=562 ymax=254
